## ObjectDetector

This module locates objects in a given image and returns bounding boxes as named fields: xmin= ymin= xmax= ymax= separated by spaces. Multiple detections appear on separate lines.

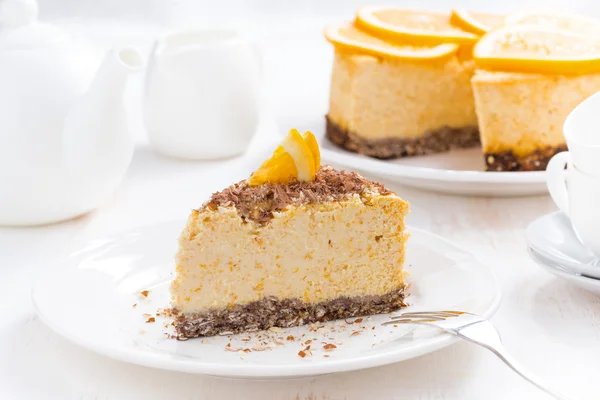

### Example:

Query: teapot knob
xmin=0 ymin=0 xmax=38 ymax=29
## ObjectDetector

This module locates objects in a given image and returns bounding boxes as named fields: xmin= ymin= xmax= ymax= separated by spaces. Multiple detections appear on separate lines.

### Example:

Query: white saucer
xmin=32 ymin=221 xmax=500 ymax=378
xmin=526 ymin=211 xmax=600 ymax=279
xmin=528 ymin=247 xmax=600 ymax=295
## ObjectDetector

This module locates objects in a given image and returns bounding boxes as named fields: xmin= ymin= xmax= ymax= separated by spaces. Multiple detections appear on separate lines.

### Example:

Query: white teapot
xmin=0 ymin=0 xmax=143 ymax=226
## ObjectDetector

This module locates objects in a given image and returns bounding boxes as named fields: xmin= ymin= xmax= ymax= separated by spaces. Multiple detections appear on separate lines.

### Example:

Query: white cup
xmin=144 ymin=29 xmax=261 ymax=160
xmin=562 ymin=91 xmax=600 ymax=175
xmin=547 ymin=154 xmax=600 ymax=257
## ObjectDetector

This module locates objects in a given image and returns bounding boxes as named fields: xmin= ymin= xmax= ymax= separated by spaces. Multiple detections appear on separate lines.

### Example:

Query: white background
xmin=3 ymin=0 xmax=600 ymax=399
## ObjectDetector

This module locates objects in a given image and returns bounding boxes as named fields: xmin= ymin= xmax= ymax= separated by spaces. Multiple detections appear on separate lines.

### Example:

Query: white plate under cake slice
xmin=30 ymin=129 xmax=500 ymax=376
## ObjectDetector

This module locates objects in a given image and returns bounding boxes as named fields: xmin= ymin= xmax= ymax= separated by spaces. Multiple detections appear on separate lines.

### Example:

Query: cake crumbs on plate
xmin=146 ymin=317 xmax=155 ymax=323
xmin=323 ymin=343 xmax=337 ymax=351
xmin=139 ymin=290 xmax=150 ymax=298
xmin=132 ymin=303 xmax=137 ymax=308
xmin=298 ymin=350 xmax=307 ymax=358
xmin=286 ymin=335 xmax=295 ymax=341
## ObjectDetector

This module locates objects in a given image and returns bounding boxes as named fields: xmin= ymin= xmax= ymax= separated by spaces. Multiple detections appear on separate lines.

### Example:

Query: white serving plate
xmin=32 ymin=221 xmax=500 ymax=378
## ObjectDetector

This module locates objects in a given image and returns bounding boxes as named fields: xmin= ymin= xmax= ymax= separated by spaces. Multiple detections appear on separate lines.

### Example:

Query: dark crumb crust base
xmin=172 ymin=287 xmax=407 ymax=338
xmin=484 ymin=146 xmax=567 ymax=172
xmin=325 ymin=115 xmax=480 ymax=159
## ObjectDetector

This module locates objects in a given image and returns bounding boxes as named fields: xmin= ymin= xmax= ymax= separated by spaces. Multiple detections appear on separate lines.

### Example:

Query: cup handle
xmin=546 ymin=151 xmax=571 ymax=216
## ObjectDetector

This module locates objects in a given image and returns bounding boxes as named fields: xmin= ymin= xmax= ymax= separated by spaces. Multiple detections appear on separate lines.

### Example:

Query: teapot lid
xmin=0 ymin=0 xmax=71 ymax=50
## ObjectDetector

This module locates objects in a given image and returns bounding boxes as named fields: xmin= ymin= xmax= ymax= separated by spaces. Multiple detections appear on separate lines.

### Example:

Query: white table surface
xmin=3 ymin=12 xmax=600 ymax=400
xmin=3 ymin=127 xmax=600 ymax=400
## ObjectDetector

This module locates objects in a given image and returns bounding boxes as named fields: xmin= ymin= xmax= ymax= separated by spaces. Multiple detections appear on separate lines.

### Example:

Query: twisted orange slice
xmin=248 ymin=129 xmax=319 ymax=186
xmin=355 ymin=6 xmax=479 ymax=45
xmin=302 ymin=131 xmax=320 ymax=172
xmin=473 ymin=24 xmax=600 ymax=74
xmin=505 ymin=10 xmax=600 ymax=35
xmin=450 ymin=9 xmax=505 ymax=35
xmin=324 ymin=22 xmax=459 ymax=62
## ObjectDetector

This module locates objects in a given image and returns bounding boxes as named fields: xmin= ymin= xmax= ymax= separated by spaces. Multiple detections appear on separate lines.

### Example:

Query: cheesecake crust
xmin=484 ymin=146 xmax=567 ymax=171
xmin=326 ymin=116 xmax=480 ymax=159
xmin=171 ymin=287 xmax=407 ymax=338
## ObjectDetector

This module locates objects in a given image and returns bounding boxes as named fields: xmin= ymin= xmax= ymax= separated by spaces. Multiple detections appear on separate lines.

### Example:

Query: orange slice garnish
xmin=324 ymin=22 xmax=459 ymax=62
xmin=355 ymin=6 xmax=479 ymax=45
xmin=473 ymin=24 xmax=600 ymax=74
xmin=248 ymin=147 xmax=297 ymax=186
xmin=505 ymin=10 xmax=600 ymax=35
xmin=450 ymin=9 xmax=505 ymax=35
xmin=248 ymin=129 xmax=318 ymax=186
xmin=302 ymin=131 xmax=320 ymax=172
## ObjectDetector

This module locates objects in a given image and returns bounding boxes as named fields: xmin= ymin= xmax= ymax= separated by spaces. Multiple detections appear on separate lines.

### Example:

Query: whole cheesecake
xmin=324 ymin=8 xmax=600 ymax=171
xmin=170 ymin=131 xmax=410 ymax=338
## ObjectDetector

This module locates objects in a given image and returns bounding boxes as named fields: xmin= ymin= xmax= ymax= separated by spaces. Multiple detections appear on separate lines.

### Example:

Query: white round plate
xmin=261 ymin=27 xmax=546 ymax=197
xmin=32 ymin=221 xmax=500 ymax=378
xmin=314 ymin=123 xmax=546 ymax=197
xmin=526 ymin=211 xmax=600 ymax=279
xmin=528 ymin=247 xmax=600 ymax=295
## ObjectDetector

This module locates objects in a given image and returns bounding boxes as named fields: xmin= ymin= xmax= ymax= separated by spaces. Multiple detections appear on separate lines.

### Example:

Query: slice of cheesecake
xmin=327 ymin=50 xmax=479 ymax=159
xmin=324 ymin=20 xmax=479 ymax=160
xmin=170 ymin=131 xmax=409 ymax=338
xmin=471 ymin=70 xmax=600 ymax=171
xmin=472 ymin=24 xmax=600 ymax=171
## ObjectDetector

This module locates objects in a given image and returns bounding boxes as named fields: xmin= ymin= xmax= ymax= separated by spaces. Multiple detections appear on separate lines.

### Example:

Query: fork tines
xmin=391 ymin=310 xmax=464 ymax=320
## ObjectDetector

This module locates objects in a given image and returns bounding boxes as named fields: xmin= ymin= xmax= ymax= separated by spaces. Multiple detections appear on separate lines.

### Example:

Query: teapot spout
xmin=88 ymin=47 xmax=144 ymax=101
xmin=62 ymin=47 xmax=143 ymax=181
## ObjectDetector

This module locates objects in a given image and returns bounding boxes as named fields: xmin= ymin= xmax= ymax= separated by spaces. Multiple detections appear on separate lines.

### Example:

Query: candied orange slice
xmin=355 ymin=6 xmax=479 ymax=45
xmin=302 ymin=131 xmax=320 ymax=172
xmin=248 ymin=129 xmax=317 ymax=186
xmin=324 ymin=22 xmax=459 ymax=61
xmin=473 ymin=24 xmax=600 ymax=74
xmin=282 ymin=129 xmax=316 ymax=182
xmin=450 ymin=9 xmax=505 ymax=35
xmin=505 ymin=10 xmax=600 ymax=35
xmin=247 ymin=147 xmax=298 ymax=186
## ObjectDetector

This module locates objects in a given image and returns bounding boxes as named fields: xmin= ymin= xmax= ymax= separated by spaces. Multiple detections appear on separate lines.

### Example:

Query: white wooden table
xmin=3 ymin=8 xmax=600 ymax=399
xmin=2 ymin=124 xmax=599 ymax=399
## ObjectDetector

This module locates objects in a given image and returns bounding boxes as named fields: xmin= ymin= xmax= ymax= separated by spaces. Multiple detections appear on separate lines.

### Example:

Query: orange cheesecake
xmin=170 ymin=130 xmax=409 ymax=338
xmin=472 ymin=24 xmax=600 ymax=170
xmin=324 ymin=7 xmax=600 ymax=171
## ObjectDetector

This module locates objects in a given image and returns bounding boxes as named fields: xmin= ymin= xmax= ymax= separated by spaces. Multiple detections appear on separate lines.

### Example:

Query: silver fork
xmin=383 ymin=311 xmax=575 ymax=400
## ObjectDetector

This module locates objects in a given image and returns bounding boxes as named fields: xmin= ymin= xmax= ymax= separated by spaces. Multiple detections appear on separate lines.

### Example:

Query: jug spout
xmin=63 ymin=47 xmax=143 ymax=180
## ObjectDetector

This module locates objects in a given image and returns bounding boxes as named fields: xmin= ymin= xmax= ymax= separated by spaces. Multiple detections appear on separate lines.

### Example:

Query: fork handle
xmin=476 ymin=341 xmax=576 ymax=400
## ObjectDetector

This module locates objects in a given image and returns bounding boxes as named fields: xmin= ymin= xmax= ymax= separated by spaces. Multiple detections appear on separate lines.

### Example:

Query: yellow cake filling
xmin=472 ymin=70 xmax=600 ymax=156
xmin=171 ymin=194 xmax=409 ymax=313
xmin=329 ymin=51 xmax=478 ymax=139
